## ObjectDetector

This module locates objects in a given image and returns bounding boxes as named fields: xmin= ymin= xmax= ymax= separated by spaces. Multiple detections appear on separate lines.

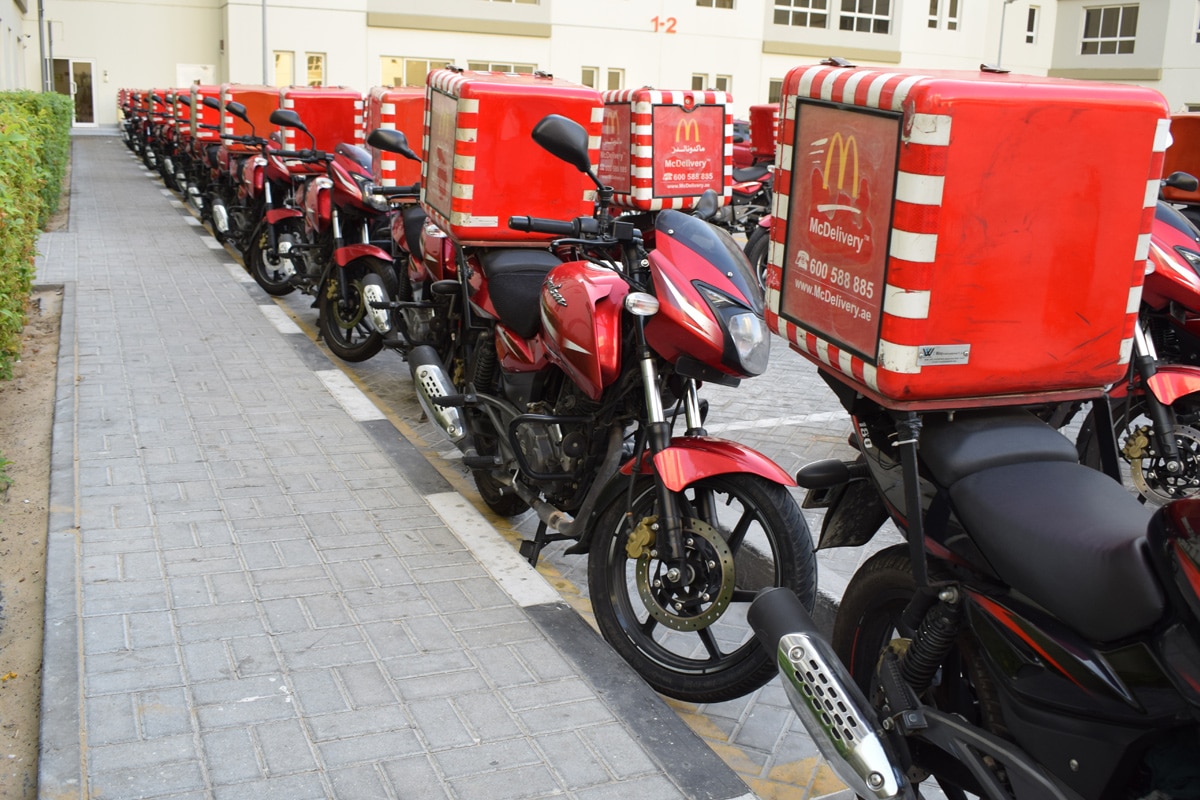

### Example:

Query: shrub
xmin=0 ymin=91 xmax=72 ymax=379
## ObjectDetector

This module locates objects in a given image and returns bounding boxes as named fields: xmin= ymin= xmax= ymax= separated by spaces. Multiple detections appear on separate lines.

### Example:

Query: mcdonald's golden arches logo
xmin=675 ymin=117 xmax=701 ymax=143
xmin=823 ymin=132 xmax=859 ymax=198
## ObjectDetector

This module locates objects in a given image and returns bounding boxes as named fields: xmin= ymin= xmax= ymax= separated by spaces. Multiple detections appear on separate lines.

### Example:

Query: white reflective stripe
xmin=591 ymin=106 xmax=605 ymax=123
xmin=895 ymin=171 xmax=944 ymax=206
xmin=456 ymin=127 xmax=477 ymax=143
xmin=453 ymin=154 xmax=475 ymax=171
xmin=878 ymin=340 xmax=921 ymax=373
xmin=862 ymin=362 xmax=880 ymax=391
xmin=452 ymin=183 xmax=473 ymax=200
xmin=815 ymin=338 xmax=832 ymax=366
xmin=634 ymin=124 xmax=654 ymax=137
xmin=866 ymin=73 xmax=902 ymax=108
xmin=775 ymin=191 xmax=789 ymax=221
xmin=840 ymin=70 xmax=871 ymax=103
xmin=838 ymin=349 xmax=855 ymax=375
xmin=1155 ymin=118 xmax=1173 ymax=152
xmin=883 ymin=286 xmax=931 ymax=319
xmin=1119 ymin=337 xmax=1133 ymax=364
xmin=889 ymin=230 xmax=938 ymax=263
xmin=633 ymin=145 xmax=654 ymax=158
xmin=1135 ymin=232 xmax=1152 ymax=261
xmin=381 ymin=103 xmax=395 ymax=115
xmin=906 ymin=113 xmax=952 ymax=146
xmin=798 ymin=66 xmax=835 ymax=98
xmin=1127 ymin=283 xmax=1143 ymax=314
xmin=889 ymin=74 xmax=927 ymax=111
xmin=1144 ymin=178 xmax=1159 ymax=209
xmin=459 ymin=98 xmax=479 ymax=114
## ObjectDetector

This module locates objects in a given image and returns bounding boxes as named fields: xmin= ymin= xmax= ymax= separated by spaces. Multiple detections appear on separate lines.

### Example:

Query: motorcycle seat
xmin=950 ymin=460 xmax=1163 ymax=643
xmin=732 ymin=163 xmax=771 ymax=184
xmin=480 ymin=248 xmax=562 ymax=339
xmin=919 ymin=408 xmax=1079 ymax=488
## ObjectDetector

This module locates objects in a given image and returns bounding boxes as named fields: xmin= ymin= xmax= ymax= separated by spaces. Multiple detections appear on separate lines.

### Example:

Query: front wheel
xmin=317 ymin=256 xmax=393 ymax=363
xmin=587 ymin=473 xmax=817 ymax=703
xmin=1076 ymin=394 xmax=1200 ymax=504
xmin=246 ymin=219 xmax=299 ymax=297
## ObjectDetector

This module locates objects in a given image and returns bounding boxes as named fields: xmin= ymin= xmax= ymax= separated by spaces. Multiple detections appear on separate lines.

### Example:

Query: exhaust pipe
xmin=749 ymin=588 xmax=907 ymax=800
xmin=408 ymin=345 xmax=465 ymax=443
xmin=361 ymin=273 xmax=392 ymax=335
xmin=211 ymin=198 xmax=229 ymax=233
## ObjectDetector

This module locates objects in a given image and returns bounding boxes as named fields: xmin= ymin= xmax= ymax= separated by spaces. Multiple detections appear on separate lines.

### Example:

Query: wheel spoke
xmin=696 ymin=626 xmax=723 ymax=661
xmin=726 ymin=508 xmax=753 ymax=554
xmin=638 ymin=614 xmax=659 ymax=638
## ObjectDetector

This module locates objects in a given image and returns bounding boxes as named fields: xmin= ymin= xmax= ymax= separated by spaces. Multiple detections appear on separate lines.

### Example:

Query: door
xmin=52 ymin=58 xmax=96 ymax=126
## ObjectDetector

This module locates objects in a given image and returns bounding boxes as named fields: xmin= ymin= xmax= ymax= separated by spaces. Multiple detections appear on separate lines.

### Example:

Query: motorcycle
xmin=199 ymin=96 xmax=270 ymax=253
xmin=405 ymin=113 xmax=818 ymax=703
xmin=263 ymin=108 xmax=408 ymax=362
xmin=1072 ymin=171 xmax=1200 ymax=504
xmin=707 ymin=162 xmax=773 ymax=239
xmin=751 ymin=379 xmax=1200 ymax=799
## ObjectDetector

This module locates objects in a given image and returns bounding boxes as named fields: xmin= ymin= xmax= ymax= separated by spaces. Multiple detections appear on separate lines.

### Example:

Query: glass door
xmin=52 ymin=58 xmax=96 ymax=126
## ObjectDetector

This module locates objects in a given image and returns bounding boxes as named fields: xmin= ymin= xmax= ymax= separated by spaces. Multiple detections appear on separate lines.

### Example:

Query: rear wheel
xmin=317 ymin=256 xmax=392 ymax=362
xmin=744 ymin=226 xmax=770 ymax=292
xmin=588 ymin=473 xmax=817 ymax=703
xmin=833 ymin=545 xmax=1003 ymax=798
xmin=246 ymin=219 xmax=299 ymax=297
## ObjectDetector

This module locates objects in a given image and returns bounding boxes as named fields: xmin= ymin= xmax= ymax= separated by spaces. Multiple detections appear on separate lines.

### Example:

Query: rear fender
xmin=621 ymin=436 xmax=795 ymax=492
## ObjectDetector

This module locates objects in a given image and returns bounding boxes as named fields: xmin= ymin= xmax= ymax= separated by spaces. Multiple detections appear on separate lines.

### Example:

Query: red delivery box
xmin=597 ymin=88 xmax=732 ymax=211
xmin=219 ymin=84 xmax=277 ymax=149
xmin=364 ymin=86 xmax=424 ymax=188
xmin=766 ymin=64 xmax=1170 ymax=408
xmin=1162 ymin=114 xmax=1200 ymax=205
xmin=189 ymin=84 xmax=222 ymax=142
xmin=422 ymin=69 xmax=603 ymax=244
xmin=749 ymin=102 xmax=780 ymax=164
xmin=279 ymin=85 xmax=363 ymax=152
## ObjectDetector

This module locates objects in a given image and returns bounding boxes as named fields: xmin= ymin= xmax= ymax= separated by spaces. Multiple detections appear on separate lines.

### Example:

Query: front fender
xmin=621 ymin=436 xmax=795 ymax=493
xmin=1116 ymin=365 xmax=1200 ymax=406
xmin=335 ymin=243 xmax=392 ymax=268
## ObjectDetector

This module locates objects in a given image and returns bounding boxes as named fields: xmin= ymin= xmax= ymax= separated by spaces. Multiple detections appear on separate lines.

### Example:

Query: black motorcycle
xmin=750 ymin=368 xmax=1200 ymax=799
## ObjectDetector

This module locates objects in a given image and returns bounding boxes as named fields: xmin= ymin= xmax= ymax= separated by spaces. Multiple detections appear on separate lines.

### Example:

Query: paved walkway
xmin=34 ymin=133 xmax=865 ymax=800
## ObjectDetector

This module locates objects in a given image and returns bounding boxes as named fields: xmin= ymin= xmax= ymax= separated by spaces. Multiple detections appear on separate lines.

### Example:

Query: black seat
xmin=732 ymin=163 xmax=771 ymax=183
xmin=950 ymin=460 xmax=1163 ymax=642
xmin=479 ymin=249 xmax=562 ymax=339
xmin=919 ymin=409 xmax=1079 ymax=488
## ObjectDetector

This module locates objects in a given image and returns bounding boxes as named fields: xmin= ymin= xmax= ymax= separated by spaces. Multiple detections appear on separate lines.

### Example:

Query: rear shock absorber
xmin=900 ymin=587 xmax=962 ymax=697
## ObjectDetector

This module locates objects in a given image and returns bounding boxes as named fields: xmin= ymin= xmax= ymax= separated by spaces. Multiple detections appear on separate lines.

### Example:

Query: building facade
xmin=11 ymin=0 xmax=1200 ymax=128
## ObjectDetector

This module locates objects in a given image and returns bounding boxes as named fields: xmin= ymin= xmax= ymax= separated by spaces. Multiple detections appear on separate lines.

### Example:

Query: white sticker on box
xmin=917 ymin=345 xmax=970 ymax=366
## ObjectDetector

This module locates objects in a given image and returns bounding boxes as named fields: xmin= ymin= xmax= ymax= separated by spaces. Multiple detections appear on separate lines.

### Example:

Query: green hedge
xmin=0 ymin=91 xmax=72 ymax=379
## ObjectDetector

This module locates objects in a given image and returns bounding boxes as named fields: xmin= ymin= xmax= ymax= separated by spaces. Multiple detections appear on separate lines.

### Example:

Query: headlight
xmin=1177 ymin=246 xmax=1200 ymax=277
xmin=727 ymin=312 xmax=770 ymax=376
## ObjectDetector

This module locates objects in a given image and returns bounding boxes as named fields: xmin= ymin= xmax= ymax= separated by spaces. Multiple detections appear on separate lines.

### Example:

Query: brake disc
xmin=1129 ymin=423 xmax=1200 ymax=504
xmin=634 ymin=518 xmax=736 ymax=632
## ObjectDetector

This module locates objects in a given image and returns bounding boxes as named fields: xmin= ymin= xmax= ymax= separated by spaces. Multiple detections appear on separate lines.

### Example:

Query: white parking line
xmin=426 ymin=491 xmax=560 ymax=608
xmin=225 ymin=263 xmax=254 ymax=283
xmin=258 ymin=304 xmax=301 ymax=334
xmin=315 ymin=369 xmax=385 ymax=422
xmin=704 ymin=411 xmax=843 ymax=434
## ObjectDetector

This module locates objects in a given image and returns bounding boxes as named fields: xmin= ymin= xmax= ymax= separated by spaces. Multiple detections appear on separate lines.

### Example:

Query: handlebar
xmin=508 ymin=216 xmax=579 ymax=237
xmin=376 ymin=183 xmax=420 ymax=197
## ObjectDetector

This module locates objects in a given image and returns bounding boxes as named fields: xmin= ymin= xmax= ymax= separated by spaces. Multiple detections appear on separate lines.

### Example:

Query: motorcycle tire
xmin=246 ymin=219 xmax=299 ymax=297
xmin=832 ymin=544 xmax=1005 ymax=799
xmin=1075 ymin=395 xmax=1200 ymax=505
xmin=317 ymin=256 xmax=392 ymax=363
xmin=744 ymin=226 xmax=769 ymax=292
xmin=587 ymin=473 xmax=817 ymax=703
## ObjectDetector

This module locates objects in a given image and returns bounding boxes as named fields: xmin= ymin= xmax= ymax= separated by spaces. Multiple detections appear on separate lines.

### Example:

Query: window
xmin=692 ymin=74 xmax=708 ymax=91
xmin=1026 ymin=6 xmax=1040 ymax=44
xmin=839 ymin=0 xmax=890 ymax=33
xmin=305 ymin=53 xmax=325 ymax=86
xmin=606 ymin=68 xmax=624 ymax=91
xmin=698 ymin=0 xmax=735 ymax=6
xmin=467 ymin=61 xmax=537 ymax=73
xmin=582 ymin=66 xmax=598 ymax=88
xmin=715 ymin=75 xmax=732 ymax=93
xmin=381 ymin=57 xmax=452 ymax=87
xmin=927 ymin=0 xmax=958 ymax=30
xmin=273 ymin=51 xmax=294 ymax=87
xmin=1081 ymin=5 xmax=1138 ymax=55
xmin=768 ymin=78 xmax=783 ymax=105
xmin=774 ymin=0 xmax=828 ymax=27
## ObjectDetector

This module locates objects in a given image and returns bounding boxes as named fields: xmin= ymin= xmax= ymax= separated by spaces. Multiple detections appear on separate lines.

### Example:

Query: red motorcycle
xmin=1075 ymin=172 xmax=1200 ymax=503
xmin=407 ymin=113 xmax=818 ymax=702
xmin=267 ymin=108 xmax=408 ymax=362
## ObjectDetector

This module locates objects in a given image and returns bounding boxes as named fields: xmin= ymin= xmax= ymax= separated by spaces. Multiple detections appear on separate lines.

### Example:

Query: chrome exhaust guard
xmin=408 ymin=345 xmax=465 ymax=444
xmin=211 ymin=199 xmax=229 ymax=233
xmin=361 ymin=273 xmax=392 ymax=335
xmin=749 ymin=588 xmax=906 ymax=800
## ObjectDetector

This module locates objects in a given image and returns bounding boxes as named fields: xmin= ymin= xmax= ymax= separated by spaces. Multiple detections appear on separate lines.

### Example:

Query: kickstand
xmin=518 ymin=520 xmax=575 ymax=568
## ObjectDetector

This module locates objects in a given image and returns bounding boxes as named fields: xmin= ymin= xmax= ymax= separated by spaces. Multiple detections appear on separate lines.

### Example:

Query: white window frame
xmin=773 ymin=0 xmax=829 ymax=28
xmin=697 ymin=0 xmax=735 ymax=7
xmin=305 ymin=52 xmax=325 ymax=86
xmin=1080 ymin=5 xmax=1138 ymax=55
xmin=927 ymin=0 xmax=959 ymax=30
xmin=838 ymin=0 xmax=891 ymax=34
xmin=1026 ymin=5 xmax=1040 ymax=44
xmin=606 ymin=68 xmax=624 ymax=91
